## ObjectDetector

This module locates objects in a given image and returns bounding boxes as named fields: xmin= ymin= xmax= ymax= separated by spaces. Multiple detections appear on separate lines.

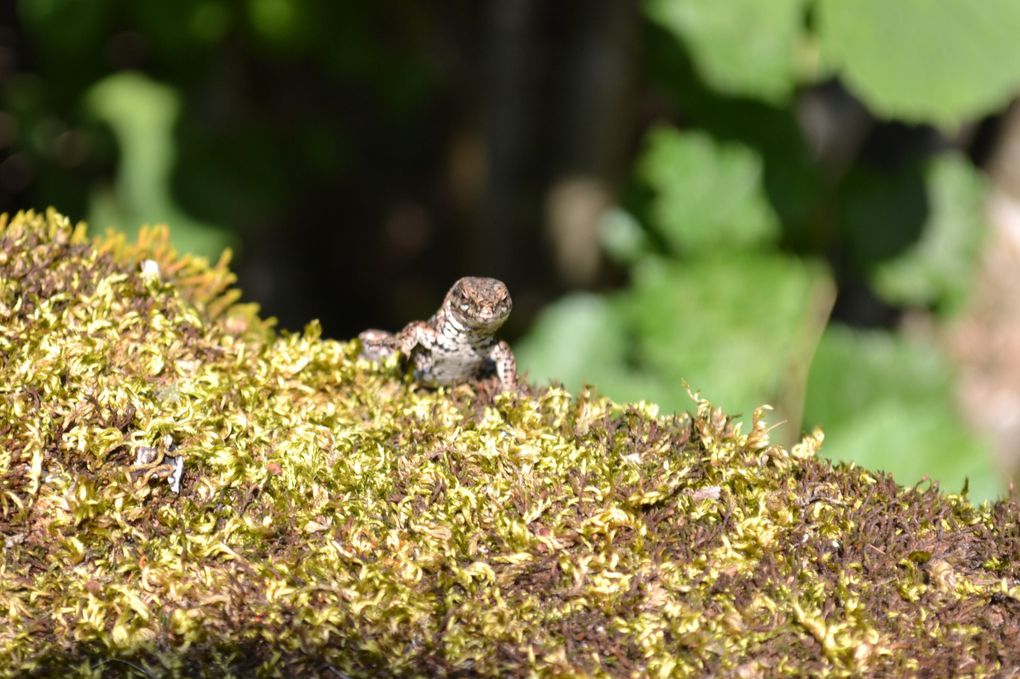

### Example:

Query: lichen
xmin=1 ymin=209 xmax=1018 ymax=677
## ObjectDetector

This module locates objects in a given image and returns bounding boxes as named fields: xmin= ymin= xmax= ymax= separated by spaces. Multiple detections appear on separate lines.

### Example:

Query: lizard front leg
xmin=396 ymin=320 xmax=439 ymax=355
xmin=488 ymin=340 xmax=518 ymax=391
xmin=360 ymin=321 xmax=438 ymax=361
xmin=395 ymin=320 xmax=443 ymax=386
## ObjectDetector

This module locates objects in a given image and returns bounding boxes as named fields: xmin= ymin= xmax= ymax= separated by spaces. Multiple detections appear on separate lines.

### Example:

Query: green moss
xmin=1 ymin=209 xmax=1019 ymax=677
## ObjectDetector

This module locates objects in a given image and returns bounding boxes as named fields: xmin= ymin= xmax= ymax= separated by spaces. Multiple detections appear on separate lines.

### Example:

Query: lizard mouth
xmin=460 ymin=311 xmax=508 ymax=330
xmin=452 ymin=304 xmax=509 ymax=329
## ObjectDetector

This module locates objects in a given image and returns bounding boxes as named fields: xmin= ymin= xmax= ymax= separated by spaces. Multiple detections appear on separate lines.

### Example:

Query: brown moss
xmin=1 ymin=209 xmax=1019 ymax=677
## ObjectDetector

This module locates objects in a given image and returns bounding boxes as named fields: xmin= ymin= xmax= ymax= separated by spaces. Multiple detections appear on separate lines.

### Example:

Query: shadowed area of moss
xmin=1 ymin=209 xmax=1019 ymax=677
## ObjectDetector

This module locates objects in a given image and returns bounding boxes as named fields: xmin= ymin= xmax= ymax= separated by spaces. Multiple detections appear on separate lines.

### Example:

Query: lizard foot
xmin=358 ymin=329 xmax=398 ymax=361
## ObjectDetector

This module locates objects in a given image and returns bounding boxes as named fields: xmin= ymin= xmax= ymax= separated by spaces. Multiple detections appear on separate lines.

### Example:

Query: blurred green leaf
xmin=626 ymin=253 xmax=832 ymax=417
xmin=871 ymin=154 xmax=986 ymax=312
xmin=817 ymin=0 xmax=1020 ymax=126
xmin=86 ymin=72 xmax=230 ymax=258
xmin=804 ymin=325 xmax=1001 ymax=501
xmin=645 ymin=0 xmax=806 ymax=103
xmin=637 ymin=127 xmax=780 ymax=255
xmin=87 ymin=74 xmax=177 ymax=212
xmin=515 ymin=293 xmax=682 ymax=407
xmin=598 ymin=208 xmax=651 ymax=265
xmin=516 ymin=293 xmax=627 ymax=381
xmin=520 ymin=254 xmax=833 ymax=425
xmin=841 ymin=153 xmax=986 ymax=312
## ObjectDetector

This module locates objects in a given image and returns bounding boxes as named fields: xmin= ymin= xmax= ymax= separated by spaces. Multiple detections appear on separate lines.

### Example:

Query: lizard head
xmin=445 ymin=277 xmax=512 ymax=331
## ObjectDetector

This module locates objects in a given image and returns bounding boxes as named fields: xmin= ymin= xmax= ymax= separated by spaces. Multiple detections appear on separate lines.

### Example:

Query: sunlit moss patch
xmin=1 ymin=209 xmax=1019 ymax=677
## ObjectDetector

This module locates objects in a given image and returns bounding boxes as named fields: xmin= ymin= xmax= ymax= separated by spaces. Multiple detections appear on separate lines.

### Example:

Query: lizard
xmin=358 ymin=276 xmax=519 ymax=391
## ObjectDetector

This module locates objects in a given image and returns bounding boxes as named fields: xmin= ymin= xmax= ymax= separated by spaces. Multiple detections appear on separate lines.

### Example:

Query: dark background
xmin=0 ymin=1 xmax=649 ymax=337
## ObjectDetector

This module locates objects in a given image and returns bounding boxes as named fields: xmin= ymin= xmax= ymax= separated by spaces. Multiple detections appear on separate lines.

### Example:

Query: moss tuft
xmin=1 ymin=209 xmax=1019 ymax=677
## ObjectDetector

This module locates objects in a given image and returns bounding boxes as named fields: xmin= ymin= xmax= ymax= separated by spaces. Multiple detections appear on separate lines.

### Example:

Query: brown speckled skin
xmin=359 ymin=277 xmax=518 ymax=391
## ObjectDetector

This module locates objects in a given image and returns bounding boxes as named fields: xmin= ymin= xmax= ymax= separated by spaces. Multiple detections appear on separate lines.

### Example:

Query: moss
xmin=1 ymin=209 xmax=1019 ymax=677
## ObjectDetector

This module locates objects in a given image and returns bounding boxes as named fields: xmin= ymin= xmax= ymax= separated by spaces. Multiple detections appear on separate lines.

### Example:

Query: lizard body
xmin=359 ymin=277 xmax=518 ymax=391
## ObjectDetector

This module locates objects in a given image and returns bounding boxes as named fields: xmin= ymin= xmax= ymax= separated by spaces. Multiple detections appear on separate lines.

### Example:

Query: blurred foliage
xmin=650 ymin=0 xmax=1020 ymax=126
xmin=637 ymin=127 xmax=780 ymax=252
xmin=866 ymin=155 xmax=987 ymax=312
xmin=645 ymin=0 xmax=808 ymax=104
xmin=519 ymin=0 xmax=1020 ymax=501
xmin=804 ymin=326 xmax=1001 ymax=502
xmin=87 ymin=72 xmax=230 ymax=257
xmin=4 ymin=0 xmax=439 ymax=263
xmin=817 ymin=0 xmax=1020 ymax=126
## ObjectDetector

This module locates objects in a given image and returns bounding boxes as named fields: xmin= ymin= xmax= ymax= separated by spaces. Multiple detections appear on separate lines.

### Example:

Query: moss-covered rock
xmin=1 ymin=209 xmax=1019 ymax=677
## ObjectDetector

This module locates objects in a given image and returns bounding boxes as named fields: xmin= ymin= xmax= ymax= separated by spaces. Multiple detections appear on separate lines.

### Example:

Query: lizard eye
xmin=459 ymin=303 xmax=470 ymax=312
